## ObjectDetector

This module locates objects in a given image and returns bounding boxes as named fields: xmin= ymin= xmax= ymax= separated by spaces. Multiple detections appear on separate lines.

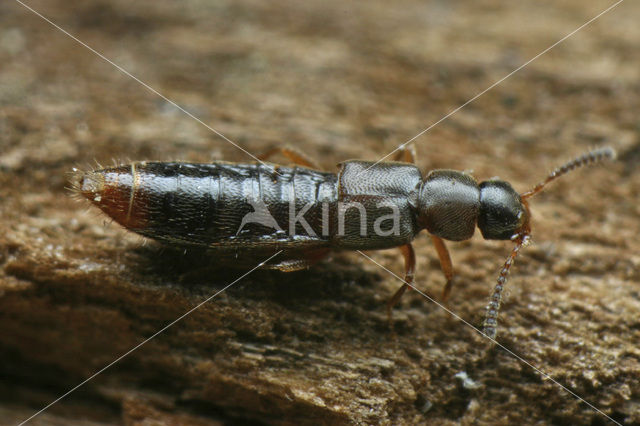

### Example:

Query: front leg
xmin=430 ymin=235 xmax=454 ymax=301
xmin=386 ymin=243 xmax=416 ymax=323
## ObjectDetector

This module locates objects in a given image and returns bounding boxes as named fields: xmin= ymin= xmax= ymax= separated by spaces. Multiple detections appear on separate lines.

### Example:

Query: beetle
xmin=71 ymin=146 xmax=615 ymax=338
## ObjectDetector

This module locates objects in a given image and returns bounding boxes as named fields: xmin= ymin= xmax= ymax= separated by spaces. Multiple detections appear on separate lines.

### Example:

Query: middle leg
xmin=391 ymin=142 xmax=417 ymax=164
xmin=386 ymin=243 xmax=416 ymax=323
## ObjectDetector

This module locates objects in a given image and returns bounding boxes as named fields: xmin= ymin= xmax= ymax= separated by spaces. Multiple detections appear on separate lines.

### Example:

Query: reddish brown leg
xmin=386 ymin=243 xmax=416 ymax=323
xmin=391 ymin=142 xmax=417 ymax=164
xmin=259 ymin=146 xmax=321 ymax=169
xmin=430 ymin=235 xmax=454 ymax=301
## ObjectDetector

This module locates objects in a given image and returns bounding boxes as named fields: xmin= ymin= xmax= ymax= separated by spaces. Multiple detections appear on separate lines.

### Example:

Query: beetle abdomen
xmin=73 ymin=162 xmax=337 ymax=248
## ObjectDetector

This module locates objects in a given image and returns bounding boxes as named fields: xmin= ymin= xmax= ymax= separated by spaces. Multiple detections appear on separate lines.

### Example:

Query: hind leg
xmin=259 ymin=146 xmax=321 ymax=170
xmin=263 ymin=248 xmax=331 ymax=272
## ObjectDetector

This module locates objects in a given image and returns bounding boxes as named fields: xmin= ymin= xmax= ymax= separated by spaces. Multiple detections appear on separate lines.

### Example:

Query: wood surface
xmin=1 ymin=0 xmax=639 ymax=424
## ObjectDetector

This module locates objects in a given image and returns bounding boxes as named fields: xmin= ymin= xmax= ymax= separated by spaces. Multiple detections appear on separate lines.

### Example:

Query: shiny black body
xmin=78 ymin=159 xmax=527 ymax=270
xmin=74 ymin=146 xmax=615 ymax=339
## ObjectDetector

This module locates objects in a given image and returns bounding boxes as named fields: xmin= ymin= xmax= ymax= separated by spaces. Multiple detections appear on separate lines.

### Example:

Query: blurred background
xmin=1 ymin=0 xmax=639 ymax=424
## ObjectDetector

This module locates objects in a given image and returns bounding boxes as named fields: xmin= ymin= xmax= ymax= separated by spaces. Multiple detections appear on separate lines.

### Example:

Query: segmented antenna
xmin=482 ymin=146 xmax=615 ymax=340
xmin=482 ymin=234 xmax=529 ymax=340
xmin=521 ymin=147 xmax=616 ymax=199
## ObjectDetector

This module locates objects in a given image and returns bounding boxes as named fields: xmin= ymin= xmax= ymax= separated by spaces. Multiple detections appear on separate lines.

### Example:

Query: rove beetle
xmin=72 ymin=146 xmax=615 ymax=339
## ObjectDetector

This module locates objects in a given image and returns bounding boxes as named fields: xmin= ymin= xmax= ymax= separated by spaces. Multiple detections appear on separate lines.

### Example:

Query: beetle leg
xmin=264 ymin=248 xmax=331 ymax=272
xmin=386 ymin=243 xmax=416 ymax=324
xmin=258 ymin=146 xmax=322 ymax=170
xmin=430 ymin=235 xmax=455 ymax=302
xmin=391 ymin=142 xmax=417 ymax=164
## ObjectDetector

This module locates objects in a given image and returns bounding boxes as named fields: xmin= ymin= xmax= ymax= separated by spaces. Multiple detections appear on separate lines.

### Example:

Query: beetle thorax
xmin=417 ymin=170 xmax=481 ymax=241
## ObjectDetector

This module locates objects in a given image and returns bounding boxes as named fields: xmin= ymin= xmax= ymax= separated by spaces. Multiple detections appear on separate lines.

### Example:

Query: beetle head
xmin=477 ymin=180 xmax=530 ymax=241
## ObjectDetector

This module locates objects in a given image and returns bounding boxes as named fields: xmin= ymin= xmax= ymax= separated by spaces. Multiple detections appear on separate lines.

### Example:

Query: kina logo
xmin=236 ymin=196 xmax=283 ymax=235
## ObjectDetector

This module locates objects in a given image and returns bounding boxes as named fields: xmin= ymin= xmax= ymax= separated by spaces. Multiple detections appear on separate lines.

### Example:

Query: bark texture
xmin=1 ymin=0 xmax=639 ymax=424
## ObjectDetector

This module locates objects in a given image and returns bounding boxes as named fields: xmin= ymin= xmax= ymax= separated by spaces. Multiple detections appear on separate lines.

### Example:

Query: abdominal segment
xmin=74 ymin=164 xmax=149 ymax=231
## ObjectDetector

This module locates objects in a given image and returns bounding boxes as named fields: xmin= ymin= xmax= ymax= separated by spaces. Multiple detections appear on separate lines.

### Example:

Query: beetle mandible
xmin=72 ymin=146 xmax=615 ymax=338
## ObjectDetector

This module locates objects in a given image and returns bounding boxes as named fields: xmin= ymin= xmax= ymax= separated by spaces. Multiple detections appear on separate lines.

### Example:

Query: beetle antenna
xmin=482 ymin=233 xmax=530 ymax=340
xmin=483 ymin=147 xmax=615 ymax=340
xmin=521 ymin=147 xmax=616 ymax=199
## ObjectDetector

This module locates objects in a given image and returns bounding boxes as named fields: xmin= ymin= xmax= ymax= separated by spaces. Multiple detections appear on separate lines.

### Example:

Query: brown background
xmin=1 ymin=0 xmax=639 ymax=424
